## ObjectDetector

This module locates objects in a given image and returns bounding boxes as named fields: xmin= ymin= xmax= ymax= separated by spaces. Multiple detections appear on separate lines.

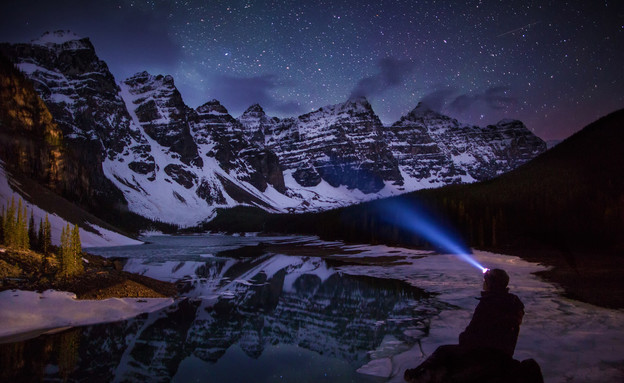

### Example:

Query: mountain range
xmin=0 ymin=31 xmax=546 ymax=227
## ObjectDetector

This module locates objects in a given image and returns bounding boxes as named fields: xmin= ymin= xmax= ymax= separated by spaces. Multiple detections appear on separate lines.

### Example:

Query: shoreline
xmin=0 ymin=246 xmax=180 ymax=344
xmin=0 ymin=325 xmax=73 ymax=344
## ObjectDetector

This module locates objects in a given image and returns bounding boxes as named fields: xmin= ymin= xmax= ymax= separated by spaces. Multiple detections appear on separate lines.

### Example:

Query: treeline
xmin=1 ymin=196 xmax=83 ymax=278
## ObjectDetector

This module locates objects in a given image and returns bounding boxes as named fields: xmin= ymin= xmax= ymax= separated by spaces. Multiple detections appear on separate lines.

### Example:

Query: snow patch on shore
xmin=0 ymin=290 xmax=174 ymax=343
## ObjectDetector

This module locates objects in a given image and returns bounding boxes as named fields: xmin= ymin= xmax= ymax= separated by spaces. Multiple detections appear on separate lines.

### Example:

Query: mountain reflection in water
xmin=1 ymin=245 xmax=449 ymax=382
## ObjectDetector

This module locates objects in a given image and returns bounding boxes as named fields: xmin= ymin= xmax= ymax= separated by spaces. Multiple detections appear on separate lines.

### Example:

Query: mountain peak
xmin=347 ymin=95 xmax=369 ymax=103
xmin=345 ymin=95 xmax=371 ymax=109
xmin=197 ymin=99 xmax=229 ymax=115
xmin=242 ymin=103 xmax=266 ymax=116
xmin=126 ymin=71 xmax=151 ymax=82
xmin=32 ymin=30 xmax=88 ymax=48
xmin=413 ymin=101 xmax=432 ymax=112
xmin=405 ymin=102 xmax=448 ymax=120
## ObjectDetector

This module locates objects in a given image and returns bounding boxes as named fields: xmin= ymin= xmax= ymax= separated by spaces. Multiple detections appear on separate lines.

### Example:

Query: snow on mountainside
xmin=386 ymin=102 xmax=546 ymax=184
xmin=32 ymin=30 xmax=84 ymax=46
xmin=1 ymin=31 xmax=546 ymax=227
xmin=238 ymin=99 xmax=546 ymax=196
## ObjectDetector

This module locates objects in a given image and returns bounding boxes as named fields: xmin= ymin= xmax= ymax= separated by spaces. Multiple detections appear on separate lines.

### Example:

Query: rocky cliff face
xmin=123 ymin=71 xmax=201 ymax=168
xmin=0 ymin=49 xmax=126 ymax=211
xmin=240 ymin=101 xmax=547 ymax=192
xmin=191 ymin=100 xmax=285 ymax=195
xmin=1 ymin=31 xmax=547 ymax=226
xmin=241 ymin=98 xmax=402 ymax=193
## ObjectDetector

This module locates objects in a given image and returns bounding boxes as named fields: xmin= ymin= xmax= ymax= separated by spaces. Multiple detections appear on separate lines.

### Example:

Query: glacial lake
xmin=2 ymin=234 xmax=624 ymax=382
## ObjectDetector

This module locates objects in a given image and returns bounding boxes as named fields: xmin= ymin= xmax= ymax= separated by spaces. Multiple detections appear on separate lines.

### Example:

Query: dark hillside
xmin=414 ymin=107 xmax=624 ymax=252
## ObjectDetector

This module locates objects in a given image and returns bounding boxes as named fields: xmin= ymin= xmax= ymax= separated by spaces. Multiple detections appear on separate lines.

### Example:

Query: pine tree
xmin=16 ymin=199 xmax=24 ymax=249
xmin=59 ymin=224 xmax=69 ymax=278
xmin=28 ymin=211 xmax=37 ymax=249
xmin=58 ymin=223 xmax=83 ymax=278
xmin=20 ymin=204 xmax=29 ymax=250
xmin=42 ymin=214 xmax=51 ymax=255
xmin=37 ymin=217 xmax=44 ymax=252
xmin=0 ymin=205 xmax=4 ymax=243
xmin=71 ymin=224 xmax=83 ymax=274
xmin=3 ymin=197 xmax=16 ymax=247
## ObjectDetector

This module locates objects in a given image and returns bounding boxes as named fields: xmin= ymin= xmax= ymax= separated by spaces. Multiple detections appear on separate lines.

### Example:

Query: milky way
xmin=1 ymin=0 xmax=622 ymax=140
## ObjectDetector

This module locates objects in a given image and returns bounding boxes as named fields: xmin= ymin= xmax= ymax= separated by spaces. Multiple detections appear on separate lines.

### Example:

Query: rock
xmin=403 ymin=344 xmax=544 ymax=383
xmin=164 ymin=164 xmax=196 ymax=189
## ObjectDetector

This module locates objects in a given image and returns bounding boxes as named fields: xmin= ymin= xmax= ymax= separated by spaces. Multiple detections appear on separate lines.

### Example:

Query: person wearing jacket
xmin=404 ymin=268 xmax=542 ymax=383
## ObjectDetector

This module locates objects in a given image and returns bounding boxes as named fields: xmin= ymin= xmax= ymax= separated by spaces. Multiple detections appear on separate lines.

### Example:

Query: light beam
xmin=374 ymin=198 xmax=486 ymax=271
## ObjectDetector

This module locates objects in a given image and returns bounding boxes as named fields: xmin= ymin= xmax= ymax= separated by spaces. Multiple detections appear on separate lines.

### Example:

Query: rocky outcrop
xmin=0 ymin=52 xmax=126 ymax=211
xmin=241 ymin=97 xmax=403 ymax=193
xmin=239 ymin=100 xmax=546 ymax=194
xmin=191 ymin=100 xmax=285 ymax=193
xmin=123 ymin=71 xmax=201 ymax=167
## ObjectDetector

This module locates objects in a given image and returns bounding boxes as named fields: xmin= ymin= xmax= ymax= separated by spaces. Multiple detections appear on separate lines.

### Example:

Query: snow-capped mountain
xmin=237 ymin=99 xmax=546 ymax=194
xmin=241 ymin=97 xmax=403 ymax=194
xmin=1 ymin=31 xmax=547 ymax=227
xmin=386 ymin=102 xmax=546 ymax=184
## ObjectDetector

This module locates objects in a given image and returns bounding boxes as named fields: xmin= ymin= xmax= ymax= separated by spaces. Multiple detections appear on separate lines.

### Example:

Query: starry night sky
xmin=1 ymin=0 xmax=622 ymax=140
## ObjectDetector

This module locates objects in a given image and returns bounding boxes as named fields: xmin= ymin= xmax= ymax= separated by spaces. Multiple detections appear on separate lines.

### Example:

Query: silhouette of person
xmin=404 ymin=268 xmax=542 ymax=383
xmin=458 ymin=268 xmax=524 ymax=356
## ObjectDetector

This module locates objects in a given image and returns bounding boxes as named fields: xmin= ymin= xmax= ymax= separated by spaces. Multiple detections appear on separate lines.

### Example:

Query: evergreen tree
xmin=42 ymin=214 xmax=51 ymax=255
xmin=28 ymin=211 xmax=37 ymax=249
xmin=20 ymin=204 xmax=29 ymax=250
xmin=59 ymin=224 xmax=69 ymax=278
xmin=0 ymin=205 xmax=4 ymax=243
xmin=3 ymin=197 xmax=16 ymax=247
xmin=71 ymin=224 xmax=83 ymax=274
xmin=37 ymin=217 xmax=44 ymax=252
xmin=16 ymin=199 xmax=24 ymax=249
xmin=58 ymin=223 xmax=83 ymax=278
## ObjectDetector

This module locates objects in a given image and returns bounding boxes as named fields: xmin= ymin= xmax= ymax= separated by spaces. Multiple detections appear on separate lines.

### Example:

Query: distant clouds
xmin=420 ymin=86 xmax=517 ymax=114
xmin=350 ymin=58 xmax=416 ymax=99
xmin=419 ymin=89 xmax=456 ymax=112
xmin=450 ymin=86 xmax=516 ymax=112
xmin=211 ymin=74 xmax=302 ymax=115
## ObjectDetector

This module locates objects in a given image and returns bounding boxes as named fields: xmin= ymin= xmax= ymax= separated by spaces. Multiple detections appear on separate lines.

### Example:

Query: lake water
xmin=1 ymin=235 xmax=624 ymax=382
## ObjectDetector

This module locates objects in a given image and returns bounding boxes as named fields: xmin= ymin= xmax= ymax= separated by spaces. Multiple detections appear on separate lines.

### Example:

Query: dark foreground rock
xmin=404 ymin=345 xmax=544 ymax=383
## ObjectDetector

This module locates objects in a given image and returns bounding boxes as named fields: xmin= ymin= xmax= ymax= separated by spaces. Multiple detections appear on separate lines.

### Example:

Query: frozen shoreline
xmin=0 ymin=289 xmax=174 ymax=343
xmin=340 ymin=249 xmax=624 ymax=383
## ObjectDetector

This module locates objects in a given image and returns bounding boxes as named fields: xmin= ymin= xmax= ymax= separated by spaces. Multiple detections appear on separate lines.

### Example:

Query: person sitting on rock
xmin=458 ymin=268 xmax=524 ymax=356
xmin=404 ymin=268 xmax=543 ymax=383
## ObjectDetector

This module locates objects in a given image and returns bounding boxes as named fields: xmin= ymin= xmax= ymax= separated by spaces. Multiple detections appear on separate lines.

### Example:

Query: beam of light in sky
xmin=375 ymin=198 xmax=486 ymax=271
